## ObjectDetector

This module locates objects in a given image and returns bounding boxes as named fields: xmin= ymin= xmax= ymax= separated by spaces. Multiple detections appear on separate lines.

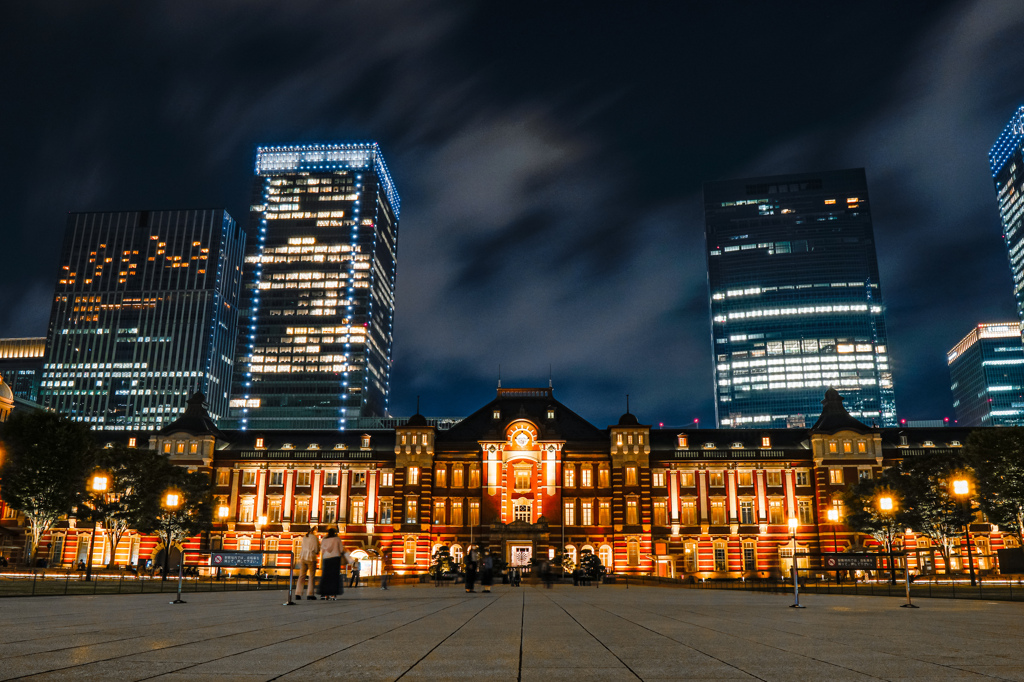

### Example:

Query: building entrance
xmin=510 ymin=543 xmax=533 ymax=567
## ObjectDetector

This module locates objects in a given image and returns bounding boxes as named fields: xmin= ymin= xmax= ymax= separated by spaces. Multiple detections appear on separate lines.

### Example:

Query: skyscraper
xmin=40 ymin=210 xmax=245 ymax=430
xmin=990 ymin=106 xmax=1024 ymax=328
xmin=229 ymin=142 xmax=400 ymax=430
xmin=0 ymin=337 xmax=45 ymax=402
xmin=948 ymin=322 xmax=1024 ymax=426
xmin=704 ymin=169 xmax=896 ymax=428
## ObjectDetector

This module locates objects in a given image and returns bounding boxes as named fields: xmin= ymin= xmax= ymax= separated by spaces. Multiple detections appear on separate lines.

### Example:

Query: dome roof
xmin=617 ymin=411 xmax=639 ymax=426
xmin=405 ymin=413 xmax=428 ymax=427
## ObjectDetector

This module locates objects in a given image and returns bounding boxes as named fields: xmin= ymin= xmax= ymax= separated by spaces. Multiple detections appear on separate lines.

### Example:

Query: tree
xmin=896 ymin=452 xmax=974 ymax=576
xmin=136 ymin=465 xmax=213 ymax=579
xmin=578 ymin=549 xmax=603 ymax=580
xmin=842 ymin=468 xmax=908 ymax=584
xmin=91 ymin=445 xmax=170 ymax=568
xmin=430 ymin=544 xmax=457 ymax=578
xmin=965 ymin=427 xmax=1024 ymax=543
xmin=0 ymin=411 xmax=96 ymax=565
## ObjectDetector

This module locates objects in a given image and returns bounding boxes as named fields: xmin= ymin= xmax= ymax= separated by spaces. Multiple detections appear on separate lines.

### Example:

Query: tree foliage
xmin=578 ymin=549 xmax=603 ymax=578
xmin=135 ymin=465 xmax=213 ymax=576
xmin=430 ymin=544 xmax=457 ymax=578
xmin=0 ymin=411 xmax=96 ymax=564
xmin=841 ymin=467 xmax=906 ymax=582
xmin=90 ymin=445 xmax=170 ymax=567
xmin=894 ymin=452 xmax=974 ymax=574
xmin=965 ymin=427 xmax=1024 ymax=543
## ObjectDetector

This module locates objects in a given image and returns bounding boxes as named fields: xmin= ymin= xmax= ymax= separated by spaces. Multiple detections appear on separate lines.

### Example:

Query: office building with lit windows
xmin=990 ymin=106 xmax=1024 ymax=330
xmin=948 ymin=322 xmax=1024 ymax=426
xmin=0 ymin=337 xmax=45 ymax=402
xmin=228 ymin=142 xmax=400 ymax=430
xmin=704 ymin=169 xmax=896 ymax=428
xmin=39 ymin=210 xmax=245 ymax=430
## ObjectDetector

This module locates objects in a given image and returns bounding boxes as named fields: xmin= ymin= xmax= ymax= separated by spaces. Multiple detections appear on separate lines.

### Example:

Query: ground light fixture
xmin=163 ymin=490 xmax=186 ymax=604
xmin=826 ymin=507 xmax=841 ymax=584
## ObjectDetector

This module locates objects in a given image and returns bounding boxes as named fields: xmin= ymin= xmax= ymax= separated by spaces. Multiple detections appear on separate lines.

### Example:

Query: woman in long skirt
xmin=318 ymin=527 xmax=345 ymax=600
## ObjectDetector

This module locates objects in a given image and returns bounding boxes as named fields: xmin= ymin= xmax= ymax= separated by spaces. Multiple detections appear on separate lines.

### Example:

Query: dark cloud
xmin=2 ymin=0 xmax=1023 ymax=427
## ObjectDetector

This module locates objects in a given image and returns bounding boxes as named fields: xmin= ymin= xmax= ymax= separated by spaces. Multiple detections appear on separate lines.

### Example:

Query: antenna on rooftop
xmin=498 ymin=365 xmax=501 ymax=389
xmin=626 ymin=394 xmax=630 ymax=414
xmin=549 ymin=364 xmax=552 ymax=389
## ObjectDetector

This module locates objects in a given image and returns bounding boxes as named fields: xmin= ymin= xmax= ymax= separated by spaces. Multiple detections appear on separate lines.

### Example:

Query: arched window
xmin=451 ymin=544 xmax=464 ymax=564
xmin=582 ymin=544 xmax=595 ymax=556
xmin=627 ymin=538 xmax=640 ymax=566
xmin=599 ymin=544 xmax=613 ymax=568
xmin=565 ymin=544 xmax=577 ymax=568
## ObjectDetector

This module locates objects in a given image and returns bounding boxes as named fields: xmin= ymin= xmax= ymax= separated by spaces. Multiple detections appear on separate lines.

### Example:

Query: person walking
xmin=464 ymin=545 xmax=479 ymax=593
xmin=480 ymin=550 xmax=494 ymax=593
xmin=348 ymin=560 xmax=361 ymax=588
xmin=380 ymin=549 xmax=390 ymax=590
xmin=318 ymin=527 xmax=347 ymax=600
xmin=296 ymin=528 xmax=320 ymax=600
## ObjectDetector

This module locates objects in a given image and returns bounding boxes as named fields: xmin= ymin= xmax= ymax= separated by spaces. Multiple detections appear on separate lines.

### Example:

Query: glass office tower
xmin=704 ymin=169 xmax=896 ymax=428
xmin=40 ymin=210 xmax=245 ymax=430
xmin=0 ymin=338 xmax=45 ymax=402
xmin=990 ymin=106 xmax=1024 ymax=330
xmin=948 ymin=322 xmax=1024 ymax=426
xmin=230 ymin=142 xmax=400 ymax=430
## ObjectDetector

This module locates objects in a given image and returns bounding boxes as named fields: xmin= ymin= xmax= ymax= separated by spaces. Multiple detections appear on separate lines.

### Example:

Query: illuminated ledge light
xmin=728 ymin=304 xmax=870 ymax=320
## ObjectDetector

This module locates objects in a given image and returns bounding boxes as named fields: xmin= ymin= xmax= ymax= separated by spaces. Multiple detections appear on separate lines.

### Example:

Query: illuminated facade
xmin=12 ymin=386 xmax=1016 ymax=581
xmin=948 ymin=322 xmax=1024 ymax=426
xmin=228 ymin=142 xmax=400 ymax=430
xmin=704 ymin=169 xmax=896 ymax=428
xmin=0 ymin=337 xmax=45 ymax=401
xmin=990 ymin=106 xmax=1024 ymax=331
xmin=39 ymin=210 xmax=245 ymax=429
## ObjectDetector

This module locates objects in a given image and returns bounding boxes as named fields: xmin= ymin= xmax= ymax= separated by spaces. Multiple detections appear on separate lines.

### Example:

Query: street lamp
xmin=84 ymin=473 xmax=108 ymax=582
xmin=878 ymin=495 xmax=897 ymax=585
xmin=163 ymin=490 xmax=187 ymax=605
xmin=161 ymin=491 xmax=181 ymax=582
xmin=788 ymin=517 xmax=803 ymax=608
xmin=952 ymin=478 xmax=977 ymax=587
xmin=826 ymin=507 xmax=841 ymax=585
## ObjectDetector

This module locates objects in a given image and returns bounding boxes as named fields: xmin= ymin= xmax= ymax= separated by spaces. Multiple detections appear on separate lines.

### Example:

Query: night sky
xmin=3 ymin=2 xmax=1024 ymax=427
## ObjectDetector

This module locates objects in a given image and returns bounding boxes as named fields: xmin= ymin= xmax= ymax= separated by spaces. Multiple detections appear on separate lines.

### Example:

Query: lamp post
xmin=161 ymin=491 xmax=181 ymax=582
xmin=163 ymin=491 xmax=187 ymax=605
xmin=84 ymin=473 xmax=108 ymax=582
xmin=952 ymin=479 xmax=977 ymax=587
xmin=788 ymin=517 xmax=803 ymax=608
xmin=826 ymin=507 xmax=841 ymax=585
xmin=879 ymin=495 xmax=897 ymax=585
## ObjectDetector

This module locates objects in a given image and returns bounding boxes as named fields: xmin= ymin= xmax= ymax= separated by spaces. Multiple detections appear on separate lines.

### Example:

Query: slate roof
xmin=157 ymin=392 xmax=229 ymax=440
xmin=809 ymin=387 xmax=872 ymax=434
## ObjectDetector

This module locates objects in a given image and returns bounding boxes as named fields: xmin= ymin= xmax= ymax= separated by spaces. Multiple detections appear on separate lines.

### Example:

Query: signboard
xmin=823 ymin=554 xmax=877 ymax=570
xmin=211 ymin=551 xmax=265 ymax=568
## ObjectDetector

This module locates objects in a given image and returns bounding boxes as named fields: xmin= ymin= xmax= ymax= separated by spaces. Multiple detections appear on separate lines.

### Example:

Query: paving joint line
xmin=517 ymin=589 xmax=525 ymax=682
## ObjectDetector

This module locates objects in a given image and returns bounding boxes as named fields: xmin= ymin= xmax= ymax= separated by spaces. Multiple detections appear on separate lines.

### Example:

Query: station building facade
xmin=11 ymin=386 xmax=1020 ymax=579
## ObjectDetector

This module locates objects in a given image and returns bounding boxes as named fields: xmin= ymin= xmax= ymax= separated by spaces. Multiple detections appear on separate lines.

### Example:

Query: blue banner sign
xmin=210 ymin=551 xmax=265 ymax=568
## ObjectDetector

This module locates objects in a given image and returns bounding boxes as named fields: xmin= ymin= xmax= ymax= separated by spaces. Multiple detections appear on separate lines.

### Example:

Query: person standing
xmin=296 ymin=528 xmax=320 ymax=600
xmin=380 ymin=548 xmax=390 ymax=590
xmin=464 ymin=545 xmax=479 ymax=593
xmin=318 ymin=527 xmax=347 ymax=600
xmin=480 ymin=550 xmax=494 ymax=593
xmin=349 ymin=560 xmax=361 ymax=588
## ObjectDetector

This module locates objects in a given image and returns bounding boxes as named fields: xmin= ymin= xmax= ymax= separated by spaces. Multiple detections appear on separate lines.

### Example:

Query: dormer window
xmin=282 ymin=443 xmax=294 ymax=450
xmin=333 ymin=443 xmax=347 ymax=450
xmin=761 ymin=436 xmax=770 ymax=448
xmin=362 ymin=435 xmax=371 ymax=449
xmin=308 ymin=443 xmax=320 ymax=450
xmin=128 ymin=437 xmax=137 ymax=448
xmin=547 ymin=408 xmax=555 ymax=420
xmin=922 ymin=440 xmax=935 ymax=448
xmin=677 ymin=435 xmax=688 ymax=448
xmin=493 ymin=410 xmax=501 ymax=420
xmin=256 ymin=437 xmax=265 ymax=449
xmin=951 ymin=440 xmax=962 ymax=447
xmin=731 ymin=441 xmax=743 ymax=449
xmin=899 ymin=435 xmax=908 ymax=447
xmin=703 ymin=442 xmax=716 ymax=450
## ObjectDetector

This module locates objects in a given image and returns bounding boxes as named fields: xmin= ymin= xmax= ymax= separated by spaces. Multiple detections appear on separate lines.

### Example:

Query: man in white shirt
xmin=296 ymin=528 xmax=320 ymax=600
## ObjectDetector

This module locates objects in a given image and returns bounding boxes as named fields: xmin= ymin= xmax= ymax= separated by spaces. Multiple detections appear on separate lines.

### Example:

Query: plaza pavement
xmin=1 ymin=583 xmax=1023 ymax=681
